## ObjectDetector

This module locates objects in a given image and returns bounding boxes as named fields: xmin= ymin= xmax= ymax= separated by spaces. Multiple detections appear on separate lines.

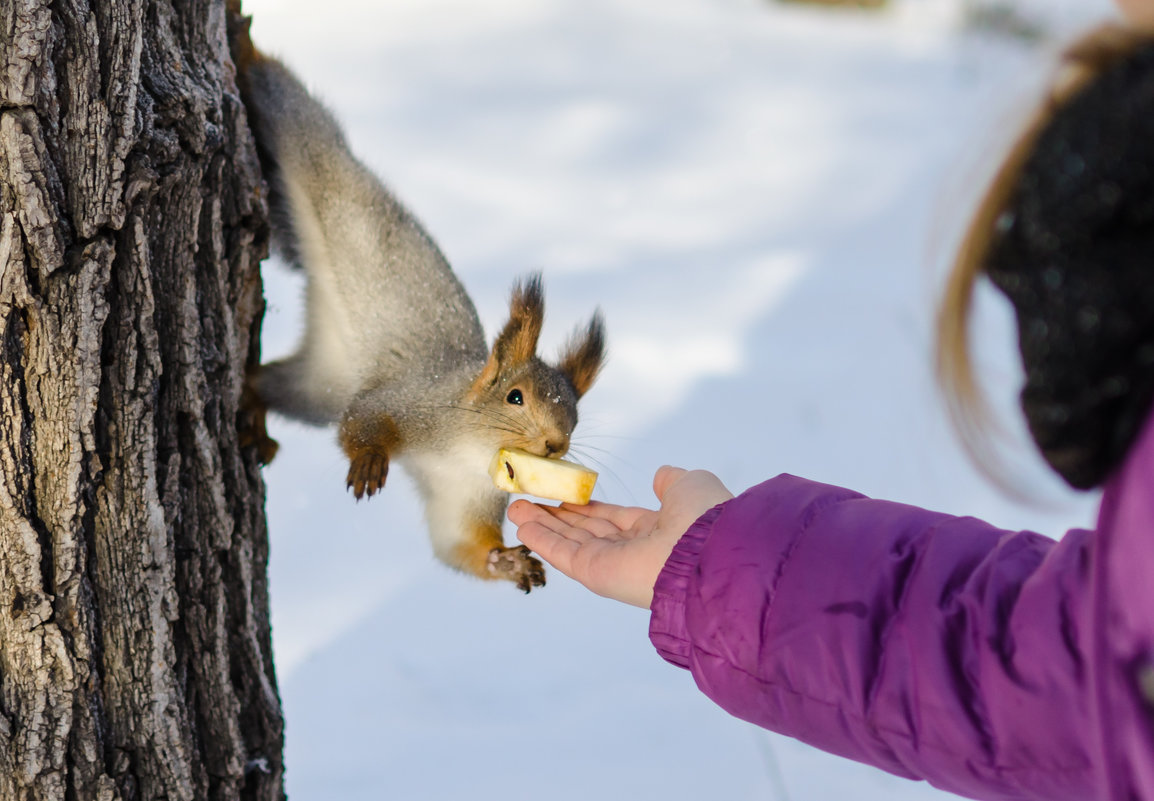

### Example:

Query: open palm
xmin=507 ymin=466 xmax=734 ymax=608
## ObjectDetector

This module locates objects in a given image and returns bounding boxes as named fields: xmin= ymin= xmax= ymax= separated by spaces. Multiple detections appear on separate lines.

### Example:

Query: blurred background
xmin=242 ymin=0 xmax=1116 ymax=798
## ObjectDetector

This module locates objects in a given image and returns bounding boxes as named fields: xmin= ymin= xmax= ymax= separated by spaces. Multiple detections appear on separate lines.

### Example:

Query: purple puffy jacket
xmin=649 ymin=411 xmax=1154 ymax=801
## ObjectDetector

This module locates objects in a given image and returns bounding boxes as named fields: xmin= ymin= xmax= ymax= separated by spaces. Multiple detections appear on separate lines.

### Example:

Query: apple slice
xmin=489 ymin=448 xmax=598 ymax=505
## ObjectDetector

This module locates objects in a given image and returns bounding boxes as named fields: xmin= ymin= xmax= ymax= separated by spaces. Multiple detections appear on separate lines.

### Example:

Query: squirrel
xmin=228 ymin=11 xmax=606 ymax=592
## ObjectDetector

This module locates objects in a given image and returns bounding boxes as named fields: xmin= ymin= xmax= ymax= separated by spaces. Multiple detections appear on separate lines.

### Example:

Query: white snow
xmin=243 ymin=0 xmax=1118 ymax=798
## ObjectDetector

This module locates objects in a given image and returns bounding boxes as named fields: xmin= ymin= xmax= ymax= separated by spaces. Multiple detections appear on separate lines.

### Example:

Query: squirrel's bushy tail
xmin=227 ymin=0 xmax=352 ymax=152
xmin=227 ymin=2 xmax=374 ymax=273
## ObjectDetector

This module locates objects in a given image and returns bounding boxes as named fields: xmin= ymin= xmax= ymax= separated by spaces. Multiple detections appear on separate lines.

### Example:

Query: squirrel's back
xmin=239 ymin=51 xmax=487 ymax=419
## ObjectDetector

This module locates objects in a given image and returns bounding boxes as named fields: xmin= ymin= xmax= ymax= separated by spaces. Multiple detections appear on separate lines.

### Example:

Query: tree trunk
xmin=0 ymin=1 xmax=283 ymax=799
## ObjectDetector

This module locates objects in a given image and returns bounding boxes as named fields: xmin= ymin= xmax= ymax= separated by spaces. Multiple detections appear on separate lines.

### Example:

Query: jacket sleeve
xmin=649 ymin=474 xmax=1097 ymax=801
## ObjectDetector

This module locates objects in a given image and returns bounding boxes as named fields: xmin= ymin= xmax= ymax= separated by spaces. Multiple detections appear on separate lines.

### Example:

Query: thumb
xmin=652 ymin=465 xmax=688 ymax=502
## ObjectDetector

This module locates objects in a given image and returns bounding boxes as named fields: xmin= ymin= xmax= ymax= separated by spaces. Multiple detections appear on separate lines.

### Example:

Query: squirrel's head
xmin=465 ymin=273 xmax=605 ymax=458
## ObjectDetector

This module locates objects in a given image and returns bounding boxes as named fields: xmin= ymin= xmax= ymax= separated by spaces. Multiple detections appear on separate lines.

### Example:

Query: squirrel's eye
xmin=506 ymin=388 xmax=524 ymax=406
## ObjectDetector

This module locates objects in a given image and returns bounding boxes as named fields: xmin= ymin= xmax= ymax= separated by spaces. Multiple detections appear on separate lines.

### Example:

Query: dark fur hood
xmin=985 ymin=40 xmax=1154 ymax=489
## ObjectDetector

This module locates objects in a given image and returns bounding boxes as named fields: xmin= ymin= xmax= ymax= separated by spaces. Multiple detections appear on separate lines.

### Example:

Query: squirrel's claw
xmin=487 ymin=546 xmax=547 ymax=593
xmin=347 ymin=451 xmax=389 ymax=500
xmin=254 ymin=435 xmax=280 ymax=466
xmin=517 ymin=558 xmax=547 ymax=593
xmin=238 ymin=380 xmax=280 ymax=465
xmin=339 ymin=413 xmax=398 ymax=500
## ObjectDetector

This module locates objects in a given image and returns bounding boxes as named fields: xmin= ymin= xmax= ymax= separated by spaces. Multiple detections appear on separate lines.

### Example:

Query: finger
xmin=509 ymin=499 xmax=594 ymax=532
xmin=546 ymin=506 xmax=624 ymax=539
xmin=508 ymin=502 xmax=579 ymax=537
xmin=509 ymin=500 xmax=602 ymax=546
xmin=514 ymin=522 xmax=583 ymax=577
xmin=507 ymin=498 xmax=553 ymax=527
xmin=653 ymin=465 xmax=688 ymax=502
xmin=560 ymin=500 xmax=655 ymax=532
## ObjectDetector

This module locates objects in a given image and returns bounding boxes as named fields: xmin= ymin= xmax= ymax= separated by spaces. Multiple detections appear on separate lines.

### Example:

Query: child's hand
xmin=507 ymin=466 xmax=734 ymax=609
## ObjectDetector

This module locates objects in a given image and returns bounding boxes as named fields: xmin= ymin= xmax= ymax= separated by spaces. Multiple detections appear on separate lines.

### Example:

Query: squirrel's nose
xmin=544 ymin=437 xmax=569 ymax=457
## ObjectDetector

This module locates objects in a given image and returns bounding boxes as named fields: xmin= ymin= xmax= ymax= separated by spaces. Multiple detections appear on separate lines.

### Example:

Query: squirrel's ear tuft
xmin=494 ymin=273 xmax=544 ymax=367
xmin=470 ymin=274 xmax=545 ymax=394
xmin=557 ymin=311 xmax=606 ymax=399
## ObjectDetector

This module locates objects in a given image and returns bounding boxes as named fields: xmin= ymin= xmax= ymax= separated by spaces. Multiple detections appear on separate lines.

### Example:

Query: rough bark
xmin=0 ymin=1 xmax=283 ymax=800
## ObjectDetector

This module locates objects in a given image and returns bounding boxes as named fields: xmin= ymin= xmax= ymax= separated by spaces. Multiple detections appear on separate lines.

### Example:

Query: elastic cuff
xmin=648 ymin=503 xmax=725 ymax=669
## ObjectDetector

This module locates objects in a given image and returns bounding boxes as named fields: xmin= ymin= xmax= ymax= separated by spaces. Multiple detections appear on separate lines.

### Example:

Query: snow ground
xmin=241 ymin=0 xmax=1116 ymax=798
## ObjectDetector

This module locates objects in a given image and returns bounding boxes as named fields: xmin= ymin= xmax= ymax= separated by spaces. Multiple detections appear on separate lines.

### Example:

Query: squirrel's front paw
xmin=487 ymin=546 xmax=546 ymax=593
xmin=346 ymin=450 xmax=389 ymax=500
xmin=339 ymin=412 xmax=399 ymax=500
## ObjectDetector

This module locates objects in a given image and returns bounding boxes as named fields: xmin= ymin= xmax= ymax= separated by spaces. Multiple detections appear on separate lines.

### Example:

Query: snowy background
xmin=241 ymin=0 xmax=1117 ymax=798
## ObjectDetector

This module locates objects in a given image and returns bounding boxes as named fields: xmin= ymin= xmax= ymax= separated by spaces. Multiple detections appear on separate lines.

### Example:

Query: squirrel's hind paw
xmin=487 ymin=546 xmax=546 ymax=593
xmin=240 ymin=423 xmax=279 ymax=465
xmin=239 ymin=381 xmax=280 ymax=465
xmin=346 ymin=451 xmax=389 ymax=499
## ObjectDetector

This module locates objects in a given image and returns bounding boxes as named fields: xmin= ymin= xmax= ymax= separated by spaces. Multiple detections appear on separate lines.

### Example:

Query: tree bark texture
xmin=0 ymin=1 xmax=283 ymax=799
